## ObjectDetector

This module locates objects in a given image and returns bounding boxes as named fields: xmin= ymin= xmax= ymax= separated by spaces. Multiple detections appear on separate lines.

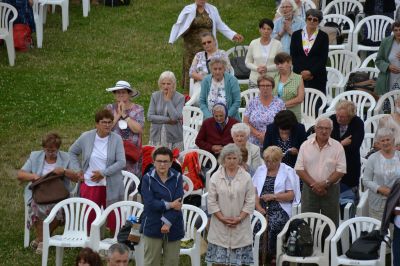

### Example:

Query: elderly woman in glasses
xmin=206 ymin=144 xmax=255 ymax=266
xmin=290 ymin=9 xmax=329 ymax=95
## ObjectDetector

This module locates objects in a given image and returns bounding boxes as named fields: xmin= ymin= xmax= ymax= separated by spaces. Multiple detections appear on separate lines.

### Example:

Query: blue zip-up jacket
xmin=140 ymin=167 xmax=184 ymax=241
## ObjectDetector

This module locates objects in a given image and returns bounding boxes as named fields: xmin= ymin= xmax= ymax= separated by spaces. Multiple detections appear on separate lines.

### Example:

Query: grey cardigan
xmin=147 ymin=91 xmax=185 ymax=144
xmin=21 ymin=150 xmax=71 ymax=204
xmin=68 ymin=129 xmax=126 ymax=206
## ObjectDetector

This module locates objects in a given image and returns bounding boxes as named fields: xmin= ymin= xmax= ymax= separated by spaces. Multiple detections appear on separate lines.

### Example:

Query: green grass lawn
xmin=0 ymin=0 xmax=274 ymax=264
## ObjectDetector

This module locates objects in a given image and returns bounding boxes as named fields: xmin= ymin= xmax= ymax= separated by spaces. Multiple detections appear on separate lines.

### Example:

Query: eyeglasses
xmin=306 ymin=17 xmax=319 ymax=23
xmin=202 ymin=40 xmax=212 ymax=45
xmin=44 ymin=148 xmax=58 ymax=155
xmin=99 ymin=120 xmax=113 ymax=125
xmin=259 ymin=85 xmax=273 ymax=88
xmin=155 ymin=160 xmax=172 ymax=165
xmin=315 ymin=126 xmax=332 ymax=131
xmin=281 ymin=5 xmax=292 ymax=8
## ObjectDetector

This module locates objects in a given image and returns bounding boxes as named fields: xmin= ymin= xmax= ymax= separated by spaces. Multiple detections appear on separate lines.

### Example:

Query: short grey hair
xmin=212 ymin=104 xmax=226 ymax=114
xmin=231 ymin=123 xmax=251 ymax=137
xmin=278 ymin=0 xmax=298 ymax=13
xmin=158 ymin=71 xmax=177 ymax=91
xmin=315 ymin=117 xmax=333 ymax=128
xmin=108 ymin=243 xmax=129 ymax=259
xmin=375 ymin=127 xmax=395 ymax=142
xmin=218 ymin=143 xmax=242 ymax=165
xmin=209 ymin=57 xmax=227 ymax=69
xmin=305 ymin=8 xmax=323 ymax=22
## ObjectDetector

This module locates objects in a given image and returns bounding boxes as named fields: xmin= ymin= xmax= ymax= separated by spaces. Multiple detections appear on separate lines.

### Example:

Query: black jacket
xmin=365 ymin=0 xmax=395 ymax=15
xmin=330 ymin=115 xmax=365 ymax=187
xmin=290 ymin=29 xmax=329 ymax=94
xmin=381 ymin=179 xmax=400 ymax=234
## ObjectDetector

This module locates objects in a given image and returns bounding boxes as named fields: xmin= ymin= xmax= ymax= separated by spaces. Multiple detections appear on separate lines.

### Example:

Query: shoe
xmin=30 ymin=239 xmax=39 ymax=250
xmin=35 ymin=242 xmax=43 ymax=254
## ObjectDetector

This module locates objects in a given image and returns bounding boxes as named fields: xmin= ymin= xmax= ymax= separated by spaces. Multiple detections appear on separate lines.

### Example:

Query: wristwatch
xmin=325 ymin=179 xmax=331 ymax=187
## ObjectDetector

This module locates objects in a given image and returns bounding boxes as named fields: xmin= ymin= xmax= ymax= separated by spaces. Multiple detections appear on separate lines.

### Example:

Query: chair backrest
xmin=327 ymin=90 xmax=377 ymax=121
xmin=251 ymin=210 xmax=267 ymax=265
xmin=182 ymin=106 xmax=203 ymax=131
xmin=183 ymin=125 xmax=198 ymax=151
xmin=179 ymin=149 xmax=217 ymax=191
xmin=335 ymin=217 xmax=381 ymax=248
xmin=181 ymin=204 xmax=208 ymax=241
xmin=323 ymin=0 xmax=363 ymax=16
xmin=182 ymin=175 xmax=194 ymax=200
xmin=360 ymin=114 xmax=389 ymax=157
xmin=302 ymin=0 xmax=316 ymax=10
xmin=241 ymin=88 xmax=260 ymax=107
xmin=226 ymin=45 xmax=249 ymax=58
xmin=49 ymin=198 xmax=101 ymax=236
xmin=360 ymin=52 xmax=378 ymax=68
xmin=320 ymin=14 xmax=355 ymax=50
xmin=326 ymin=67 xmax=345 ymax=103
xmin=122 ymin=170 xmax=140 ymax=201
xmin=0 ymin=3 xmax=17 ymax=32
xmin=301 ymin=88 xmax=328 ymax=130
xmin=328 ymin=50 xmax=361 ymax=82
xmin=374 ymin=90 xmax=400 ymax=114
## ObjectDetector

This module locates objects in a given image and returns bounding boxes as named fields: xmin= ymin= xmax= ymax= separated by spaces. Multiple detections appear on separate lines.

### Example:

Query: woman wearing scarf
xmin=195 ymin=103 xmax=239 ymax=157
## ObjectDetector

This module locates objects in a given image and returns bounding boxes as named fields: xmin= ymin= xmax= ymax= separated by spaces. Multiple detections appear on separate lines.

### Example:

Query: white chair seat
xmin=335 ymin=255 xmax=380 ymax=265
xmin=49 ymin=234 xmax=90 ymax=247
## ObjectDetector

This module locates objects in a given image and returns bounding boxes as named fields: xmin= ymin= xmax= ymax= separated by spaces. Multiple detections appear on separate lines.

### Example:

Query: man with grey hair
xmin=295 ymin=117 xmax=346 ymax=226
xmin=107 ymin=243 xmax=129 ymax=266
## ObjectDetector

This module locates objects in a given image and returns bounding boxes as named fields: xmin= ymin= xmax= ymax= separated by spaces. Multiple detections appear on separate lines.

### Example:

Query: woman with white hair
xmin=199 ymin=57 xmax=241 ymax=121
xmin=272 ymin=0 xmax=305 ymax=54
xmin=231 ymin=123 xmax=263 ymax=175
xmin=148 ymin=71 xmax=185 ymax=150
xmin=378 ymin=96 xmax=400 ymax=150
xmin=363 ymin=127 xmax=400 ymax=221
xmin=252 ymin=146 xmax=301 ymax=264
xmin=206 ymin=144 xmax=255 ymax=266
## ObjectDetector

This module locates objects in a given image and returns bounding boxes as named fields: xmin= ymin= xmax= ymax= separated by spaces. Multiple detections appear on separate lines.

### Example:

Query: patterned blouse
xmin=244 ymin=96 xmax=286 ymax=148
xmin=189 ymin=49 xmax=233 ymax=77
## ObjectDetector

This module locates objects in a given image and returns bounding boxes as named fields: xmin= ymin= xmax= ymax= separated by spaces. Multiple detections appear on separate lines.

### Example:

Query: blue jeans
xmin=394 ymin=224 xmax=400 ymax=266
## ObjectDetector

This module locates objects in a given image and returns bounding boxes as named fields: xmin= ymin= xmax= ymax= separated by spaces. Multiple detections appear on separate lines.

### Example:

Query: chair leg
xmin=24 ymin=204 xmax=30 ymax=248
xmin=55 ymin=246 xmax=64 ymax=266
xmin=42 ymin=5 xmax=47 ymax=24
xmin=61 ymin=2 xmax=68 ymax=31
xmin=5 ymin=36 xmax=15 ymax=66
xmin=41 ymin=242 xmax=49 ymax=266
xmin=82 ymin=0 xmax=89 ymax=17
xmin=36 ymin=14 xmax=43 ymax=48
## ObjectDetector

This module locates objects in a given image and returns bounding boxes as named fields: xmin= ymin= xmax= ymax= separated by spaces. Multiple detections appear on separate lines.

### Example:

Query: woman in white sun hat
xmin=106 ymin=80 xmax=144 ymax=177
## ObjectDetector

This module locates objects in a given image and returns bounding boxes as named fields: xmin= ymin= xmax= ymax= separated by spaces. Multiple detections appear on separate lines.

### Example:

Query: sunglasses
xmin=306 ymin=17 xmax=319 ymax=23
xmin=202 ymin=40 xmax=212 ymax=45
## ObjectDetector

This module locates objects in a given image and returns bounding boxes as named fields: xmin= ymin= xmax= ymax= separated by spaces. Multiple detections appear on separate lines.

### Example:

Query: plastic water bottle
xmin=287 ymin=231 xmax=297 ymax=255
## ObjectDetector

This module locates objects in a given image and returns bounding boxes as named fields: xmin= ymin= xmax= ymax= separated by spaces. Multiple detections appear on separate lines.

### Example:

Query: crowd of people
xmin=15 ymin=0 xmax=400 ymax=265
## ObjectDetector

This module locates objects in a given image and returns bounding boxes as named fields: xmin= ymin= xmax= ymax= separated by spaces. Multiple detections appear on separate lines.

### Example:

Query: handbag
xmin=29 ymin=172 xmax=69 ymax=204
xmin=13 ymin=24 xmax=33 ymax=52
xmin=345 ymin=230 xmax=390 ymax=260
xmin=123 ymin=137 xmax=142 ymax=163
xmin=230 ymin=45 xmax=250 ymax=80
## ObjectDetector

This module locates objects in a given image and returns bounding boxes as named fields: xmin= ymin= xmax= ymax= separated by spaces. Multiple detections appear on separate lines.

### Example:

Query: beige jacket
xmin=207 ymin=166 xmax=255 ymax=249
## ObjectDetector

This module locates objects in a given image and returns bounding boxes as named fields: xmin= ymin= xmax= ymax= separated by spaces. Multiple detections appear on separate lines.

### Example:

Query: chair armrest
xmin=356 ymin=190 xmax=369 ymax=217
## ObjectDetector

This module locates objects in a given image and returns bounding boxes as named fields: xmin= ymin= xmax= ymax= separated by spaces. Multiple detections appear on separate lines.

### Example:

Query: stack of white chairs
xmin=0 ymin=2 xmax=17 ymax=66
xmin=326 ymin=67 xmax=345 ymax=104
xmin=320 ymin=14 xmax=355 ymax=50
xmin=183 ymin=125 xmax=198 ymax=150
xmin=328 ymin=50 xmax=361 ymax=89
xmin=323 ymin=0 xmax=364 ymax=24
xmin=374 ymin=90 xmax=400 ymax=115
xmin=182 ymin=106 xmax=203 ymax=131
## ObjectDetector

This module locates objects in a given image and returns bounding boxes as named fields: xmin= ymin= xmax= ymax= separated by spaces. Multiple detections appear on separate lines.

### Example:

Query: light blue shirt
xmin=272 ymin=16 xmax=306 ymax=54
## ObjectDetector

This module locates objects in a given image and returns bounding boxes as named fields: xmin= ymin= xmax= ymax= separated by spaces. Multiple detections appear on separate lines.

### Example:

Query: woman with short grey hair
xmin=148 ymin=71 xmax=185 ymax=150
xmin=206 ymin=143 xmax=255 ymax=265
xmin=199 ymin=57 xmax=241 ymax=121
xmin=231 ymin=123 xmax=263 ymax=175
xmin=363 ymin=127 xmax=400 ymax=221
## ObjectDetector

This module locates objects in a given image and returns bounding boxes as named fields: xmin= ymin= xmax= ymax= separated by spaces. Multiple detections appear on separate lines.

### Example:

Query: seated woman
xmin=17 ymin=132 xmax=78 ymax=254
xmin=195 ymin=103 xmax=238 ymax=157
xmin=263 ymin=110 xmax=306 ymax=168
xmin=252 ymin=146 xmax=301 ymax=264
xmin=363 ymin=127 xmax=400 ymax=221
xmin=272 ymin=0 xmax=305 ymax=54
xmin=189 ymin=32 xmax=232 ymax=103
xmin=378 ymin=96 xmax=400 ymax=150
xmin=199 ymin=57 xmax=241 ymax=121
xmin=106 ymin=80 xmax=144 ymax=177
xmin=206 ymin=144 xmax=255 ymax=266
xmin=273 ymin=52 xmax=304 ymax=121
xmin=244 ymin=75 xmax=286 ymax=148
xmin=148 ymin=71 xmax=185 ymax=151
xmin=231 ymin=123 xmax=263 ymax=175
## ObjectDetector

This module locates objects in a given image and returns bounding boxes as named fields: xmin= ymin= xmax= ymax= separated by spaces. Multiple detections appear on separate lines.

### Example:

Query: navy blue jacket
xmin=140 ymin=168 xmax=184 ymax=241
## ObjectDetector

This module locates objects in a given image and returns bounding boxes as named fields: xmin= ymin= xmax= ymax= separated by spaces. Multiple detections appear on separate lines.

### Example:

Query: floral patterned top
xmin=107 ymin=103 xmax=145 ymax=177
xmin=189 ymin=49 xmax=233 ymax=77
xmin=244 ymin=96 xmax=285 ymax=148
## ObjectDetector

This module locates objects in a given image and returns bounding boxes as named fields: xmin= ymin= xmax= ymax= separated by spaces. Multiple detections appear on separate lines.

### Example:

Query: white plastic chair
xmin=183 ymin=125 xmax=198 ymax=151
xmin=182 ymin=106 xmax=203 ymax=131
xmin=180 ymin=204 xmax=208 ymax=266
xmin=323 ymin=0 xmax=364 ymax=23
xmin=226 ymin=45 xmax=249 ymax=85
xmin=276 ymin=212 xmax=336 ymax=266
xmin=302 ymin=0 xmax=316 ymax=9
xmin=39 ymin=0 xmax=69 ymax=32
xmin=327 ymin=90 xmax=377 ymax=122
xmin=0 ymin=2 xmax=17 ymax=66
xmin=186 ymin=78 xmax=200 ymax=106
xmin=31 ymin=0 xmax=45 ymax=48
xmin=42 ymin=198 xmax=101 ymax=266
xmin=360 ymin=114 xmax=389 ymax=158
xmin=361 ymin=52 xmax=378 ymax=68
xmin=91 ymin=201 xmax=144 ymax=265
xmin=326 ymin=67 xmax=345 ymax=104
xmin=331 ymin=217 xmax=388 ymax=266
xmin=301 ymin=88 xmax=328 ymax=131
xmin=241 ymin=88 xmax=260 ymax=107
xmin=328 ymin=50 xmax=361 ymax=87
xmin=251 ymin=210 xmax=267 ymax=266
xmin=122 ymin=170 xmax=140 ymax=201
xmin=374 ymin=90 xmax=400 ymax=114
xmin=320 ymin=14 xmax=355 ymax=50
xmin=182 ymin=175 xmax=194 ymax=200
xmin=352 ymin=15 xmax=394 ymax=57
xmin=180 ymin=149 xmax=217 ymax=192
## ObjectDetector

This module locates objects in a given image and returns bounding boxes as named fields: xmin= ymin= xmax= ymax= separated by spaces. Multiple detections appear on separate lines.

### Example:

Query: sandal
xmin=35 ymin=242 xmax=43 ymax=254
xmin=30 ymin=239 xmax=39 ymax=250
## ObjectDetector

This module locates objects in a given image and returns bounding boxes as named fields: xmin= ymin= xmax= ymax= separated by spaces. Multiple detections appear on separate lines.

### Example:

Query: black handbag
xmin=229 ymin=45 xmax=250 ymax=80
xmin=104 ymin=0 xmax=129 ymax=7
xmin=345 ymin=230 xmax=390 ymax=260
